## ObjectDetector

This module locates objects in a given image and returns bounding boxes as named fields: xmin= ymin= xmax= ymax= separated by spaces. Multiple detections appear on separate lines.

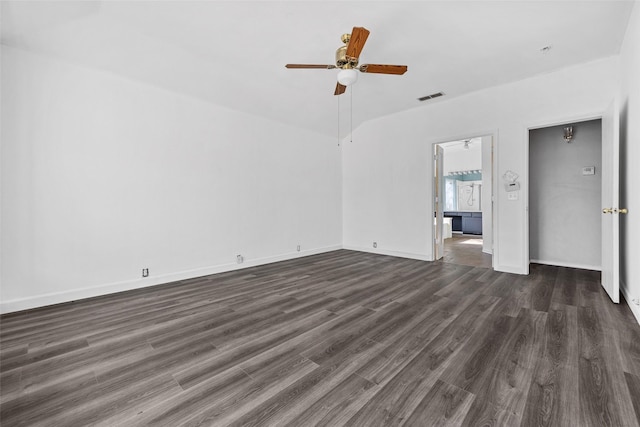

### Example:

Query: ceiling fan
xmin=285 ymin=27 xmax=408 ymax=96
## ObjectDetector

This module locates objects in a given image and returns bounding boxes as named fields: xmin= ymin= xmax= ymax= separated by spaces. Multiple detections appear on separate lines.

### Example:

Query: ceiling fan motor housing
xmin=336 ymin=44 xmax=358 ymax=69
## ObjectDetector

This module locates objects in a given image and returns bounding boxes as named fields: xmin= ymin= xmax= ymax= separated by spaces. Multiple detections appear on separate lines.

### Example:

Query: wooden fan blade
xmin=334 ymin=82 xmax=346 ymax=96
xmin=359 ymin=64 xmax=408 ymax=75
xmin=345 ymin=27 xmax=370 ymax=59
xmin=285 ymin=64 xmax=336 ymax=69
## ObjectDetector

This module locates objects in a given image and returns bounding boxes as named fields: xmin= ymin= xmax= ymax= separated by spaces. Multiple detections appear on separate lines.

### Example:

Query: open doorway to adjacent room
xmin=434 ymin=135 xmax=494 ymax=269
xmin=528 ymin=119 xmax=602 ymax=271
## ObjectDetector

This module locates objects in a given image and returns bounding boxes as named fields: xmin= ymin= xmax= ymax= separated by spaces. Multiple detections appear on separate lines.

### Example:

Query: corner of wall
xmin=621 ymin=279 xmax=640 ymax=324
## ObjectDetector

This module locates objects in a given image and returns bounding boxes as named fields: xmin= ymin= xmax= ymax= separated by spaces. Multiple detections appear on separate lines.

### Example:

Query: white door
xmin=434 ymin=145 xmax=444 ymax=260
xmin=601 ymin=100 xmax=620 ymax=303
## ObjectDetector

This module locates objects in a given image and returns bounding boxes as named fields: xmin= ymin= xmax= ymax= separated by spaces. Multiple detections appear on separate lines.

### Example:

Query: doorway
xmin=433 ymin=135 xmax=494 ymax=269
xmin=525 ymin=103 xmax=622 ymax=304
xmin=528 ymin=119 xmax=602 ymax=271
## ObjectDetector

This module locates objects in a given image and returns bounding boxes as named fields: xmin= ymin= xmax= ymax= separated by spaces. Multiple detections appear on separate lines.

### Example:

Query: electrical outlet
xmin=373 ymin=242 xmax=378 ymax=248
xmin=297 ymin=245 xmax=301 ymax=252
xmin=237 ymin=255 xmax=244 ymax=264
xmin=142 ymin=268 xmax=149 ymax=278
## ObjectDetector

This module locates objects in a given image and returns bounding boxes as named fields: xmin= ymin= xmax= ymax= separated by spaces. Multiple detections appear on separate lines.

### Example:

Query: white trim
xmin=523 ymin=124 xmax=531 ymax=275
xmin=0 ymin=245 xmax=342 ymax=314
xmin=342 ymin=245 xmax=431 ymax=262
xmin=621 ymin=279 xmax=640 ymax=325
xmin=530 ymin=259 xmax=601 ymax=271
xmin=491 ymin=130 xmax=499 ymax=271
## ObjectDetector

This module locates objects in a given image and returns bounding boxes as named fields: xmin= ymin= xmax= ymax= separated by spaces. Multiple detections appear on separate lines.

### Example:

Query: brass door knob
xmin=619 ymin=208 xmax=628 ymax=214
xmin=603 ymin=208 xmax=613 ymax=214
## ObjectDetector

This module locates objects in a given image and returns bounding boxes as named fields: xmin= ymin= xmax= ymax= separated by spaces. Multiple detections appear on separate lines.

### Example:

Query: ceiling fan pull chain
xmin=337 ymin=94 xmax=341 ymax=146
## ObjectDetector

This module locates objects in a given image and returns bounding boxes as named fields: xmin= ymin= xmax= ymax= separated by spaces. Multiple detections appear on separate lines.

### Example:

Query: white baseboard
xmin=620 ymin=279 xmax=640 ymax=325
xmin=495 ymin=264 xmax=527 ymax=275
xmin=6 ymin=245 xmax=632 ymax=325
xmin=342 ymin=245 xmax=431 ymax=262
xmin=530 ymin=259 xmax=601 ymax=271
xmin=0 ymin=245 xmax=342 ymax=314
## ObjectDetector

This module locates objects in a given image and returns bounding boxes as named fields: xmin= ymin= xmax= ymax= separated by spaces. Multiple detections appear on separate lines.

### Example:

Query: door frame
xmin=523 ymin=111 xmax=604 ymax=275
xmin=431 ymin=130 xmax=498 ymax=269
xmin=434 ymin=144 xmax=445 ymax=260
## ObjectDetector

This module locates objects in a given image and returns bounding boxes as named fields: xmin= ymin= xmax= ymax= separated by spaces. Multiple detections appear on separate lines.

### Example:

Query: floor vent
xmin=418 ymin=92 xmax=444 ymax=102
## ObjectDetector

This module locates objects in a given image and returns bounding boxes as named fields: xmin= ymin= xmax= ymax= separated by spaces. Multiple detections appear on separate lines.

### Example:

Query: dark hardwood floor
xmin=1 ymin=250 xmax=639 ymax=426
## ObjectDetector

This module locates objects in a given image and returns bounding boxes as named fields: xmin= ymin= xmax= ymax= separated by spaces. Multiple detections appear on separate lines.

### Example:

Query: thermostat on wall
xmin=504 ymin=182 xmax=520 ymax=192
xmin=582 ymin=166 xmax=596 ymax=175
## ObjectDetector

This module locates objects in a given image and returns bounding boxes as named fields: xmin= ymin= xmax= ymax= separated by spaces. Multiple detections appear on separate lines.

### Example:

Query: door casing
xmin=432 ymin=132 xmax=496 ymax=269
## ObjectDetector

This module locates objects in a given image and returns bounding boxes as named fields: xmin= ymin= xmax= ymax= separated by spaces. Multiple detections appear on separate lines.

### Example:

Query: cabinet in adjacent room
xmin=444 ymin=211 xmax=482 ymax=235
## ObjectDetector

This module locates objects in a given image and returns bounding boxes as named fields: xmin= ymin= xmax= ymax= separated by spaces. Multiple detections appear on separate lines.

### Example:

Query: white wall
xmin=342 ymin=125 xmax=432 ymax=260
xmin=3 ymin=16 xmax=637 ymax=320
xmin=529 ymin=120 xmax=602 ymax=270
xmin=343 ymin=56 xmax=619 ymax=272
xmin=0 ymin=46 xmax=342 ymax=313
xmin=619 ymin=2 xmax=640 ymax=322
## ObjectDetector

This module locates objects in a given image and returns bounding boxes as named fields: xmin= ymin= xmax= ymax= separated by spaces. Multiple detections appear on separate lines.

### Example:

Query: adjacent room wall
xmin=529 ymin=120 xmax=602 ymax=270
xmin=0 ymin=46 xmax=342 ymax=313
xmin=442 ymin=141 xmax=482 ymax=176
xmin=618 ymin=1 xmax=640 ymax=322
xmin=343 ymin=56 xmax=618 ymax=272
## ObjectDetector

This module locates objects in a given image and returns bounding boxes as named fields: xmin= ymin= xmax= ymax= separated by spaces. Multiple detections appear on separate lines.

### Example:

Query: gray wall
xmin=529 ymin=119 xmax=602 ymax=269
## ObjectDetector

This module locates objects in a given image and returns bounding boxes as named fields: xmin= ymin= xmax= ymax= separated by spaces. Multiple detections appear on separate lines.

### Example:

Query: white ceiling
xmin=1 ymin=1 xmax=634 ymax=138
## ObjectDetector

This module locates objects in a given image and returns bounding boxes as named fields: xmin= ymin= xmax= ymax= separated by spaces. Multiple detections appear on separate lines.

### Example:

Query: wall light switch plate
xmin=507 ymin=192 xmax=518 ymax=201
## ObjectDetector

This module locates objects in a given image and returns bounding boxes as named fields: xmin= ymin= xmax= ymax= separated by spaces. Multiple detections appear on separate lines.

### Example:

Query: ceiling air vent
xmin=418 ymin=92 xmax=444 ymax=102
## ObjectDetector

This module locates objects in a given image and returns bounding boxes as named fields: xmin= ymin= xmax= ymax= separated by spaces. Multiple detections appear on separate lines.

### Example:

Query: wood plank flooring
xmin=1 ymin=250 xmax=639 ymax=426
xmin=441 ymin=234 xmax=493 ymax=269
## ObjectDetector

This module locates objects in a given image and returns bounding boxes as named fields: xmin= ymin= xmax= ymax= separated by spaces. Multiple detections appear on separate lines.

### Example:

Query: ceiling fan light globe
xmin=337 ymin=69 xmax=358 ymax=86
